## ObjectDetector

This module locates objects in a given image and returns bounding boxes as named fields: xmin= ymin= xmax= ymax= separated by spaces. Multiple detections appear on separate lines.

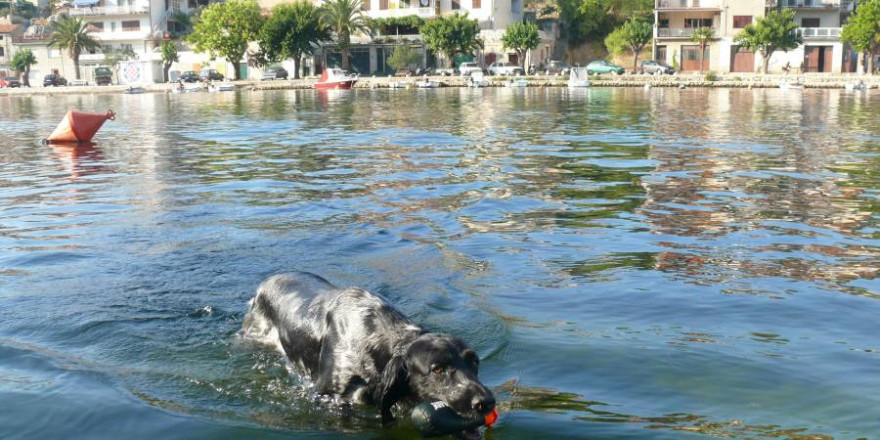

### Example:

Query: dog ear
xmin=378 ymin=354 xmax=409 ymax=425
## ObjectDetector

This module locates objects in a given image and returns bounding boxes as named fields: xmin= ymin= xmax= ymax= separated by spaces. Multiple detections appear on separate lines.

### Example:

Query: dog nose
xmin=471 ymin=395 xmax=496 ymax=414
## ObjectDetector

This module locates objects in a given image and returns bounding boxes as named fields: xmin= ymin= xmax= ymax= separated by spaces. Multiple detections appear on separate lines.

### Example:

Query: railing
xmin=367 ymin=6 xmax=435 ymax=18
xmin=88 ymin=29 xmax=152 ymax=40
xmin=68 ymin=5 xmax=150 ymax=16
xmin=768 ymin=0 xmax=842 ymax=8
xmin=656 ymin=27 xmax=719 ymax=38
xmin=798 ymin=27 xmax=841 ymax=38
xmin=656 ymin=0 xmax=721 ymax=9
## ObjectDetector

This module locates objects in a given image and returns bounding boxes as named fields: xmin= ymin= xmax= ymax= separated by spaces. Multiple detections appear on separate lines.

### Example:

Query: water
xmin=1 ymin=88 xmax=879 ymax=440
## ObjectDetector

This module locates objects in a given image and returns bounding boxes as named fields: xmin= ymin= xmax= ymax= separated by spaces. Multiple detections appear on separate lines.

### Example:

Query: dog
xmin=241 ymin=272 xmax=495 ymax=436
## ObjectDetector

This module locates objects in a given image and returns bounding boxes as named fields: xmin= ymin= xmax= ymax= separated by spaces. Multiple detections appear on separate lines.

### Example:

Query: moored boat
xmin=567 ymin=67 xmax=591 ymax=88
xmin=315 ymin=68 xmax=357 ymax=90
xmin=208 ymin=82 xmax=235 ymax=92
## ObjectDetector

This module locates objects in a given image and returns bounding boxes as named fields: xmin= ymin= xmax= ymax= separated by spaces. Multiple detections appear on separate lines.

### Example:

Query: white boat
xmin=778 ymin=78 xmax=803 ymax=90
xmin=844 ymin=80 xmax=867 ymax=91
xmin=415 ymin=77 xmax=440 ymax=88
xmin=315 ymin=68 xmax=357 ymax=89
xmin=505 ymin=78 xmax=529 ymax=88
xmin=209 ymin=82 xmax=235 ymax=92
xmin=172 ymin=83 xmax=204 ymax=93
xmin=388 ymin=81 xmax=410 ymax=89
xmin=567 ymin=67 xmax=591 ymax=88
xmin=468 ymin=71 xmax=490 ymax=88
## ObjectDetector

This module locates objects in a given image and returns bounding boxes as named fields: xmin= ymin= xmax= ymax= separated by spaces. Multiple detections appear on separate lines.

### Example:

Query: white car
xmin=488 ymin=62 xmax=524 ymax=76
xmin=458 ymin=62 xmax=483 ymax=76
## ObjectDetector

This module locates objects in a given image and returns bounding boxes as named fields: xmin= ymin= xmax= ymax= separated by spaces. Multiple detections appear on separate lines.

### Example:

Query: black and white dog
xmin=241 ymin=272 xmax=495 ymax=436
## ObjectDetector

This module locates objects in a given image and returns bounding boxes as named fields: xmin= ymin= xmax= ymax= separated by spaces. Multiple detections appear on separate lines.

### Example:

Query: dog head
xmin=379 ymin=333 xmax=495 ymax=433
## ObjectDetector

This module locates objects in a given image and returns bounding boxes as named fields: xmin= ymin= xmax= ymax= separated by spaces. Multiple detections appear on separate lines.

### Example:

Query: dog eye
xmin=432 ymin=364 xmax=445 ymax=375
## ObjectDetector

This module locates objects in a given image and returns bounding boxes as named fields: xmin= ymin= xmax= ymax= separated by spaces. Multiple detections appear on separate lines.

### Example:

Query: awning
xmin=72 ymin=0 xmax=100 ymax=6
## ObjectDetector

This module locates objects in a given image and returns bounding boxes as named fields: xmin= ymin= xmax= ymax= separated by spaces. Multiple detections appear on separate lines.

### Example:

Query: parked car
xmin=585 ymin=60 xmax=625 ymax=75
xmin=0 ymin=77 xmax=21 ymax=88
xmin=199 ymin=69 xmax=224 ymax=81
xmin=544 ymin=60 xmax=571 ymax=75
xmin=434 ymin=67 xmax=456 ymax=76
xmin=94 ymin=66 xmax=113 ymax=85
xmin=640 ymin=59 xmax=675 ymax=75
xmin=458 ymin=62 xmax=483 ymax=76
xmin=43 ymin=73 xmax=68 ymax=87
xmin=488 ymin=62 xmax=524 ymax=76
xmin=261 ymin=65 xmax=289 ymax=80
xmin=180 ymin=71 xmax=199 ymax=83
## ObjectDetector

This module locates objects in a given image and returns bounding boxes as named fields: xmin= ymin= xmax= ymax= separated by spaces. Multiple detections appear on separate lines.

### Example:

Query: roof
xmin=0 ymin=24 xmax=21 ymax=33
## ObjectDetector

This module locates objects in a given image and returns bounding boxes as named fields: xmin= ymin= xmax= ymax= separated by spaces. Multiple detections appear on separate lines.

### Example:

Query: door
xmin=681 ymin=45 xmax=709 ymax=72
xmin=804 ymin=46 xmax=833 ymax=73
xmin=730 ymin=46 xmax=754 ymax=73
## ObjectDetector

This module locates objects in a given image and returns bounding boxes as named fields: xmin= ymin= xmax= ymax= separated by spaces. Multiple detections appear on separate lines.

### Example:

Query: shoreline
xmin=2 ymin=73 xmax=877 ymax=96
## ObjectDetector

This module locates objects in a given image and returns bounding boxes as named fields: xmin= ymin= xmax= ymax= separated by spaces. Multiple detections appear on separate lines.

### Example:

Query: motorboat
xmin=123 ymin=86 xmax=146 ymax=94
xmin=415 ymin=76 xmax=440 ymax=88
xmin=172 ymin=83 xmax=204 ymax=93
xmin=567 ymin=67 xmax=591 ymax=88
xmin=505 ymin=78 xmax=529 ymax=88
xmin=468 ymin=71 xmax=490 ymax=88
xmin=388 ymin=81 xmax=410 ymax=89
xmin=844 ymin=80 xmax=867 ymax=91
xmin=315 ymin=68 xmax=357 ymax=90
xmin=778 ymin=78 xmax=803 ymax=90
xmin=209 ymin=82 xmax=235 ymax=92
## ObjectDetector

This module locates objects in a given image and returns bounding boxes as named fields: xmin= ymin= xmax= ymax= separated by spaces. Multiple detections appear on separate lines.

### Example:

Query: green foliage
xmin=420 ymin=13 xmax=483 ymax=68
xmin=49 ymin=15 xmax=101 ymax=80
xmin=620 ymin=18 xmax=652 ymax=71
xmin=733 ymin=9 xmax=802 ymax=74
xmin=672 ymin=49 xmax=679 ymax=70
xmin=556 ymin=0 xmax=652 ymax=53
xmin=502 ymin=21 xmax=540 ymax=68
xmin=386 ymin=45 xmax=422 ymax=72
xmin=604 ymin=26 xmax=627 ymax=56
xmin=704 ymin=71 xmax=717 ymax=81
xmin=10 ymin=48 xmax=36 ymax=86
xmin=367 ymin=15 xmax=424 ymax=35
xmin=841 ymin=0 xmax=880 ymax=74
xmin=690 ymin=26 xmax=714 ymax=73
xmin=260 ymin=1 xmax=329 ymax=78
xmin=160 ymin=40 xmax=180 ymax=82
xmin=188 ymin=0 xmax=264 ymax=80
xmin=320 ymin=0 xmax=369 ymax=70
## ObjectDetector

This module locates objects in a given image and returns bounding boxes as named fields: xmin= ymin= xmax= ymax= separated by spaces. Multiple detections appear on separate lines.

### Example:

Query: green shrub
xmin=704 ymin=71 xmax=718 ymax=81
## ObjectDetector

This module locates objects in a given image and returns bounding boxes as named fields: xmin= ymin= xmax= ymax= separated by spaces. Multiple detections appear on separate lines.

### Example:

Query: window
xmin=122 ymin=20 xmax=140 ymax=31
xmin=658 ymin=19 xmax=669 ymax=28
xmin=451 ymin=0 xmax=459 ymax=9
xmin=733 ymin=16 xmax=751 ymax=28
xmin=89 ymin=21 xmax=104 ymax=31
xmin=0 ymin=47 xmax=4 ymax=57
xmin=801 ymin=18 xmax=820 ymax=28
xmin=379 ymin=0 xmax=387 ymax=9
xmin=472 ymin=0 xmax=480 ymax=8
xmin=684 ymin=18 xmax=712 ymax=28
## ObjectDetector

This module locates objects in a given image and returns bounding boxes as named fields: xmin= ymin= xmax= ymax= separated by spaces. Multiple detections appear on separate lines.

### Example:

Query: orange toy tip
xmin=484 ymin=408 xmax=499 ymax=427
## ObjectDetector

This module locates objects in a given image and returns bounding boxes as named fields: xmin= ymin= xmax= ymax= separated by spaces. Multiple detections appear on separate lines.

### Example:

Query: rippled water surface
xmin=1 ymin=88 xmax=879 ymax=440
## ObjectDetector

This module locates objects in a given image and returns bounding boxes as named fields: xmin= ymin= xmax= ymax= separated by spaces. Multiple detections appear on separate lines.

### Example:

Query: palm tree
xmin=10 ymin=48 xmax=38 ymax=87
xmin=690 ymin=26 xmax=714 ymax=74
xmin=49 ymin=15 xmax=101 ymax=80
xmin=320 ymin=0 xmax=369 ymax=71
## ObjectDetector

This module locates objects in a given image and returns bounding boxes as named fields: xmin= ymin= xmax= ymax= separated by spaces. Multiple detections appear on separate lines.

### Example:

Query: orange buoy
xmin=46 ymin=110 xmax=115 ymax=143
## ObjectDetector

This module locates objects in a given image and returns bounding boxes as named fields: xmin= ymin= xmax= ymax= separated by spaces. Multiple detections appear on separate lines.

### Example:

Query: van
xmin=94 ymin=67 xmax=113 ymax=85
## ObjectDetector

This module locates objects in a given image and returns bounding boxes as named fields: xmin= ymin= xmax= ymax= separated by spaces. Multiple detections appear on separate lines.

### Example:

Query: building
xmin=653 ymin=0 xmax=863 ymax=74
xmin=1 ymin=23 xmax=22 ymax=78
xmin=653 ymin=0 xmax=767 ymax=73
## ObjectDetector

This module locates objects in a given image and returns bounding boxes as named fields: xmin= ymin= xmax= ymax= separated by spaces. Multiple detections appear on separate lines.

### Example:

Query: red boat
xmin=315 ymin=68 xmax=357 ymax=90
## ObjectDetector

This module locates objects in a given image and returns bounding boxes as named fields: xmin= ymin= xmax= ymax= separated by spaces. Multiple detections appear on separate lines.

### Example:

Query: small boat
xmin=124 ymin=86 xmax=146 ymax=94
xmin=172 ymin=83 xmax=204 ymax=94
xmin=567 ymin=67 xmax=591 ymax=88
xmin=415 ymin=76 xmax=440 ymax=88
xmin=315 ymin=68 xmax=357 ymax=90
xmin=468 ymin=71 xmax=490 ymax=88
xmin=844 ymin=80 xmax=866 ymax=91
xmin=209 ymin=82 xmax=235 ymax=92
xmin=778 ymin=78 xmax=803 ymax=90
xmin=505 ymin=78 xmax=529 ymax=88
xmin=388 ymin=81 xmax=410 ymax=89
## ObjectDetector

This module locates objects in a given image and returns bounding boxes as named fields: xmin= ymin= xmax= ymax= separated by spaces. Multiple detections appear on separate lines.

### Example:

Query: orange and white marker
xmin=46 ymin=110 xmax=115 ymax=143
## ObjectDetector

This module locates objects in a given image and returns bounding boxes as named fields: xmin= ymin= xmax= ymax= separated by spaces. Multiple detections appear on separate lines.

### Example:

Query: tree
xmin=690 ymin=26 xmax=714 ymax=73
xmin=160 ymin=40 xmax=179 ymax=83
xmin=841 ymin=0 xmax=880 ymax=75
xmin=502 ymin=21 xmax=540 ymax=69
xmin=734 ymin=8 xmax=802 ymax=74
xmin=320 ymin=0 xmax=369 ymax=71
xmin=48 ymin=15 xmax=100 ymax=80
xmin=420 ymin=13 xmax=483 ymax=68
xmin=386 ymin=45 xmax=422 ymax=73
xmin=188 ymin=0 xmax=264 ymax=80
xmin=10 ymin=48 xmax=37 ymax=87
xmin=554 ymin=0 xmax=652 ymax=59
xmin=618 ymin=19 xmax=652 ymax=72
xmin=260 ymin=1 xmax=330 ymax=78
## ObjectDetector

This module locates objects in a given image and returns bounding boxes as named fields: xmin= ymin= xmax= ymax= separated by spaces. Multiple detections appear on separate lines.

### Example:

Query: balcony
xmin=655 ymin=0 xmax=722 ymax=10
xmin=89 ymin=29 xmax=152 ymax=41
xmin=798 ymin=27 xmax=841 ymax=39
xmin=67 ymin=5 xmax=150 ymax=17
xmin=768 ymin=0 xmax=842 ymax=9
xmin=366 ymin=6 xmax=436 ymax=18
xmin=656 ymin=27 xmax=720 ymax=38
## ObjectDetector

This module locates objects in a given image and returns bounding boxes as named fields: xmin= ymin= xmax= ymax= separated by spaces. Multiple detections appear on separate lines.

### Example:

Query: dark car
xmin=199 ymin=69 xmax=224 ymax=81
xmin=180 ymin=70 xmax=199 ymax=83
xmin=544 ymin=60 xmax=571 ymax=75
xmin=640 ymin=60 xmax=675 ymax=75
xmin=43 ymin=74 xmax=68 ymax=87
xmin=1 ymin=77 xmax=21 ymax=88
xmin=261 ymin=65 xmax=288 ymax=80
